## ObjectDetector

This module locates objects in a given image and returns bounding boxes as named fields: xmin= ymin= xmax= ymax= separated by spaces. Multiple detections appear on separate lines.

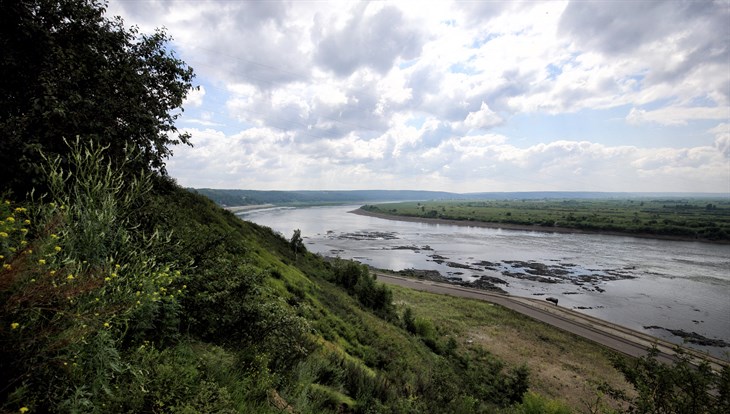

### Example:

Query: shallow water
xmin=241 ymin=205 xmax=730 ymax=359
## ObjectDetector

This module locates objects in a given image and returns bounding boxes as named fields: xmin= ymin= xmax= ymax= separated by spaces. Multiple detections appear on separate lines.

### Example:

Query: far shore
xmin=350 ymin=207 xmax=728 ymax=244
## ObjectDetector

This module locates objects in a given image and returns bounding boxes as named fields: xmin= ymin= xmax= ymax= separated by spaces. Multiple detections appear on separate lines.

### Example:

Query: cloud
xmin=105 ymin=0 xmax=730 ymax=193
xmin=710 ymin=123 xmax=730 ymax=159
xmin=183 ymin=86 xmax=205 ymax=108
xmin=559 ymin=1 xmax=722 ymax=56
xmin=626 ymin=106 xmax=730 ymax=126
xmin=313 ymin=4 xmax=425 ymax=76
xmin=463 ymin=102 xmax=503 ymax=130
xmin=167 ymin=123 xmax=729 ymax=193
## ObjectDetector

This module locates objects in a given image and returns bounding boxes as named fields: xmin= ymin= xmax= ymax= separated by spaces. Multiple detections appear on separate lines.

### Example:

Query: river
xmin=239 ymin=205 xmax=730 ymax=359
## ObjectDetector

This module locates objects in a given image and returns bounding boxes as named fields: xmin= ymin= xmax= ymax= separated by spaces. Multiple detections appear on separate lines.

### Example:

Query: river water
xmin=240 ymin=205 xmax=730 ymax=359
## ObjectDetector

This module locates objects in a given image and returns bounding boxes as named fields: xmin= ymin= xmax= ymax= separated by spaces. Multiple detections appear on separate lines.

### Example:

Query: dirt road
xmin=376 ymin=273 xmax=728 ymax=371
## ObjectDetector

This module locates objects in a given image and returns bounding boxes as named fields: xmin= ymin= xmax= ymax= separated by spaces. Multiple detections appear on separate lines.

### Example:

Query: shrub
xmin=1 ymin=140 xmax=184 ymax=412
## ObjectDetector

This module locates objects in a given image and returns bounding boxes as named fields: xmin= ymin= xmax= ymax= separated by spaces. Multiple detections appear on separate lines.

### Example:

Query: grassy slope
xmin=390 ymin=285 xmax=630 ymax=411
xmin=164 ymin=187 xmax=632 ymax=411
xmin=2 ymin=180 xmax=633 ymax=413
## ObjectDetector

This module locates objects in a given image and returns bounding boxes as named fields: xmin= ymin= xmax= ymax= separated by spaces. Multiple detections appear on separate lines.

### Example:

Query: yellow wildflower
xmin=19 ymin=406 xmax=29 ymax=413
xmin=20 ymin=228 xmax=28 ymax=234
xmin=0 ymin=232 xmax=7 ymax=238
xmin=6 ymin=217 xmax=14 ymax=223
xmin=11 ymin=322 xmax=19 ymax=330
xmin=103 ymin=322 xmax=110 ymax=328
xmin=111 ymin=272 xmax=117 ymax=278
xmin=23 ymin=219 xmax=30 ymax=225
xmin=0 ymin=255 xmax=3 ymax=259
xmin=50 ymin=270 xmax=56 ymax=275
xmin=3 ymin=264 xmax=11 ymax=270
xmin=20 ymin=240 xmax=27 ymax=246
xmin=38 ymin=259 xmax=46 ymax=265
xmin=115 ymin=264 xmax=120 ymax=269
xmin=66 ymin=274 xmax=74 ymax=280
xmin=105 ymin=277 xmax=111 ymax=282
xmin=54 ymin=246 xmax=61 ymax=252
xmin=50 ymin=234 xmax=59 ymax=239
xmin=3 ymin=200 xmax=9 ymax=205
xmin=14 ymin=207 xmax=26 ymax=213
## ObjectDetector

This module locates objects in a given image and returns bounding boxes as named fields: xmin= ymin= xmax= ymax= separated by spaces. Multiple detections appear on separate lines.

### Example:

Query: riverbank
xmin=351 ymin=207 xmax=727 ymax=243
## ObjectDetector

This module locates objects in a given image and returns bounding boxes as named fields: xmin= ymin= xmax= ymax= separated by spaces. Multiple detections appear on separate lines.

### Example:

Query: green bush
xmin=1 ymin=140 xmax=184 ymax=412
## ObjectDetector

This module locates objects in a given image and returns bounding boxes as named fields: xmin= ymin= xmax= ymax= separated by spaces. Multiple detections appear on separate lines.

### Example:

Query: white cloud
xmin=710 ymin=123 xmax=730 ymax=159
xmin=183 ymin=86 xmax=205 ymax=108
xmin=626 ymin=106 xmax=729 ymax=126
xmin=106 ymin=0 xmax=730 ymax=193
xmin=463 ymin=102 xmax=503 ymax=130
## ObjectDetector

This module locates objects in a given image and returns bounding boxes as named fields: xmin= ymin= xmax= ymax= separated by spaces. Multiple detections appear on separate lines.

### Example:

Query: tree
xmin=610 ymin=347 xmax=730 ymax=413
xmin=290 ymin=229 xmax=304 ymax=260
xmin=0 ymin=0 xmax=195 ymax=197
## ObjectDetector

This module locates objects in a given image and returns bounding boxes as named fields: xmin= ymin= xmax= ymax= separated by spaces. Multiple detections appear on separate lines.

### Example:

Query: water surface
xmin=241 ymin=205 xmax=730 ymax=359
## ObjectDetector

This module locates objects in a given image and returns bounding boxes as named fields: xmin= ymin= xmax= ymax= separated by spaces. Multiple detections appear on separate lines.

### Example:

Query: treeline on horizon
xmin=193 ymin=188 xmax=729 ymax=207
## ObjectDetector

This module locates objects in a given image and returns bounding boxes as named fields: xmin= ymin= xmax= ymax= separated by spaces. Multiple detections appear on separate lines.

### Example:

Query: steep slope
xmin=0 ymin=149 xmax=543 ymax=413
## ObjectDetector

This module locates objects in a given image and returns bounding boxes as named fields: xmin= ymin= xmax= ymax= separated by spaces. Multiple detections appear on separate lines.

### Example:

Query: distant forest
xmin=192 ymin=188 xmax=729 ymax=207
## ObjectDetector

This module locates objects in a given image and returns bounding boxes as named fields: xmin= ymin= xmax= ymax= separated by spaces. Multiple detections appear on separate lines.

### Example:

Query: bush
xmin=610 ymin=347 xmax=730 ymax=413
xmin=1 ymin=140 xmax=184 ymax=412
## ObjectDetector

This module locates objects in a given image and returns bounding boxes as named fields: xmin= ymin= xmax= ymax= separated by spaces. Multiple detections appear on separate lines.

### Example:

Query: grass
xmin=389 ymin=285 xmax=632 ymax=412
xmin=361 ymin=199 xmax=730 ymax=241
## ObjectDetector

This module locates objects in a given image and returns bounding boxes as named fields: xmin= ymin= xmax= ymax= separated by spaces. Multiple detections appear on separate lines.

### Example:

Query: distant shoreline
xmin=350 ymin=208 xmax=728 ymax=244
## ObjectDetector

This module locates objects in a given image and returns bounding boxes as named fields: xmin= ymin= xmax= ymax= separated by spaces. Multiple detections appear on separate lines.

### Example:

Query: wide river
xmin=240 ymin=205 xmax=730 ymax=359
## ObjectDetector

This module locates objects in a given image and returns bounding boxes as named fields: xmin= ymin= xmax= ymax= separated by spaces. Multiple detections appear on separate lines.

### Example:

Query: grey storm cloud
xmin=314 ymin=5 xmax=425 ymax=76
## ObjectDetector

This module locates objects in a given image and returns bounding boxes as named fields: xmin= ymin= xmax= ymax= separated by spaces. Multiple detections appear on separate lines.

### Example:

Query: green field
xmin=361 ymin=198 xmax=730 ymax=241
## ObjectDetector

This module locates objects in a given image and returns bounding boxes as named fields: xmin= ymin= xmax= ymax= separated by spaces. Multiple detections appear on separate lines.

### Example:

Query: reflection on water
xmin=242 ymin=205 xmax=730 ymax=359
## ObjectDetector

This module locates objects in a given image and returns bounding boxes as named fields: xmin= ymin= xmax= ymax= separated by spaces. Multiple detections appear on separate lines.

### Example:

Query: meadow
xmin=361 ymin=198 xmax=730 ymax=241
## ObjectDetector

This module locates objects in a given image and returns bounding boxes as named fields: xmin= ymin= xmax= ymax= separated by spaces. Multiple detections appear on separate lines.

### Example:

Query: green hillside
xmin=0 ymin=142 xmax=562 ymax=413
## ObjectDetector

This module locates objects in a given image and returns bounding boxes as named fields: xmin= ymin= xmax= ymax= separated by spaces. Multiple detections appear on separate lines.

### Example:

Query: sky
xmin=107 ymin=0 xmax=730 ymax=193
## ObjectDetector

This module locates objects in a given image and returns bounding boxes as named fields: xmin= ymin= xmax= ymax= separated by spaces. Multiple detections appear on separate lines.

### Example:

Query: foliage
xmin=0 ymin=0 xmax=195 ymax=196
xmin=609 ymin=347 xmax=730 ymax=413
xmin=1 ymin=141 xmax=183 ymax=412
xmin=505 ymin=392 xmax=573 ymax=414
xmin=291 ymin=229 xmax=305 ymax=259
xmin=330 ymin=259 xmax=395 ymax=319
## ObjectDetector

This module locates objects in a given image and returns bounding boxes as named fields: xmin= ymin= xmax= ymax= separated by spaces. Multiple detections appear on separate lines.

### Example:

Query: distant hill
xmin=190 ymin=189 xmax=456 ymax=206
xmin=191 ymin=188 xmax=729 ymax=207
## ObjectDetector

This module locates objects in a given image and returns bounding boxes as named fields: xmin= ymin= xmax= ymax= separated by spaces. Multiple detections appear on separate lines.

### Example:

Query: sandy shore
xmin=224 ymin=204 xmax=276 ymax=213
xmin=350 ymin=208 xmax=725 ymax=244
